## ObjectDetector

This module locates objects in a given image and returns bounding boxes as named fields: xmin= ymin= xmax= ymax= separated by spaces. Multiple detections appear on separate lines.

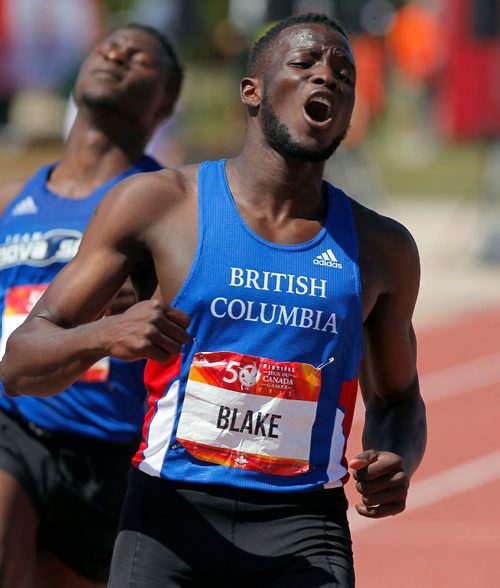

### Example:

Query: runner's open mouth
xmin=304 ymin=100 xmax=332 ymax=123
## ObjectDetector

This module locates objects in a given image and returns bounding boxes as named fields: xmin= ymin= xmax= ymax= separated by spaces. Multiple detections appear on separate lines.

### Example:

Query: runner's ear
xmin=240 ymin=77 xmax=262 ymax=110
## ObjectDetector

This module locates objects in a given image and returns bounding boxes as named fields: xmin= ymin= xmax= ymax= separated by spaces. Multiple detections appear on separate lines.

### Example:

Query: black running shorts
xmin=0 ymin=409 xmax=139 ymax=583
xmin=109 ymin=466 xmax=355 ymax=587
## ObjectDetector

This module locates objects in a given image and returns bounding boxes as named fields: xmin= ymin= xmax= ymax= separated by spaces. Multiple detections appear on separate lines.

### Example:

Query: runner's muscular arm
xmin=0 ymin=172 xmax=190 ymax=397
xmin=352 ymin=217 xmax=427 ymax=518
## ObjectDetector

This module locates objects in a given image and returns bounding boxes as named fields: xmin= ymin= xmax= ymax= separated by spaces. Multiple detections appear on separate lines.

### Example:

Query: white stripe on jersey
xmin=324 ymin=407 xmax=348 ymax=488
xmin=139 ymin=380 xmax=180 ymax=477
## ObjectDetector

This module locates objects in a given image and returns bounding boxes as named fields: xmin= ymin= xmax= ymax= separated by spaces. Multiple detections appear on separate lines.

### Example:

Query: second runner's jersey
xmin=0 ymin=156 xmax=161 ymax=442
xmin=135 ymin=159 xmax=364 ymax=492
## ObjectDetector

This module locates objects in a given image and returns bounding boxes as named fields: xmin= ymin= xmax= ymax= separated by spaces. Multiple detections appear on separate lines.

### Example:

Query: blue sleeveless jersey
xmin=135 ymin=159 xmax=364 ymax=492
xmin=0 ymin=155 xmax=161 ymax=442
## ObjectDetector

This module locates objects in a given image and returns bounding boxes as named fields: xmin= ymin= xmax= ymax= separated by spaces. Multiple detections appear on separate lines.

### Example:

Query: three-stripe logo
xmin=313 ymin=248 xmax=342 ymax=269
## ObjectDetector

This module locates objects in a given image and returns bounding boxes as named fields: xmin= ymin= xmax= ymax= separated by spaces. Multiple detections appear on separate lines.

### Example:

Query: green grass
xmin=369 ymin=132 xmax=489 ymax=200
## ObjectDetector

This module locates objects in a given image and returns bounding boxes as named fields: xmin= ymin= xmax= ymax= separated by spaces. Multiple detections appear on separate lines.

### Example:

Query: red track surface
xmin=345 ymin=306 xmax=500 ymax=588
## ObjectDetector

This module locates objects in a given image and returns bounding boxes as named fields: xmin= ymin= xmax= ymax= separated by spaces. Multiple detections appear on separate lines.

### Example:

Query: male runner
xmin=1 ymin=13 xmax=426 ymax=587
xmin=0 ymin=24 xmax=182 ymax=587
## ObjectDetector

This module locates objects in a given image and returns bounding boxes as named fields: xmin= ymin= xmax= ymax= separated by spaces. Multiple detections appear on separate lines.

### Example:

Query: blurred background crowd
xmin=0 ymin=0 xmax=499 ymax=269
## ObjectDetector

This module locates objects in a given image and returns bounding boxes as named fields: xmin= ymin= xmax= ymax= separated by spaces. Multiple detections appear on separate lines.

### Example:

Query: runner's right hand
xmin=99 ymin=299 xmax=191 ymax=362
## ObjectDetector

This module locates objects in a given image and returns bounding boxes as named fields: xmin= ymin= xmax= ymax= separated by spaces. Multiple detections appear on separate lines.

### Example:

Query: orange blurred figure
xmin=386 ymin=1 xmax=443 ymax=82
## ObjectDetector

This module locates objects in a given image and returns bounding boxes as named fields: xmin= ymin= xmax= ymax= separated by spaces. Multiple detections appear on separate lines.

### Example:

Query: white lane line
xmin=420 ymin=352 xmax=500 ymax=402
xmin=353 ymin=352 xmax=500 ymax=424
xmin=348 ymin=450 xmax=500 ymax=532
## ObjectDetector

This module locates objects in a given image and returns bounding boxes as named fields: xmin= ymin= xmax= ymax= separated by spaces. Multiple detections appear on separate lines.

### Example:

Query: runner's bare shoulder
xmin=350 ymin=198 xmax=420 ymax=303
xmin=88 ymin=164 xmax=200 ymax=238
xmin=0 ymin=179 xmax=25 ymax=215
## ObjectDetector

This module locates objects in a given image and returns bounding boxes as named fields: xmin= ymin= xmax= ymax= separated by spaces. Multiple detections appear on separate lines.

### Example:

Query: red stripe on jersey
xmin=132 ymin=355 xmax=181 ymax=467
xmin=338 ymin=378 xmax=359 ymax=484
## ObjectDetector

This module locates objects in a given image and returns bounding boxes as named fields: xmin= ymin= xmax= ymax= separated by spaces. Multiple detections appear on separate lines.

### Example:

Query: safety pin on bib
xmin=315 ymin=356 xmax=335 ymax=371
xmin=192 ymin=336 xmax=205 ymax=359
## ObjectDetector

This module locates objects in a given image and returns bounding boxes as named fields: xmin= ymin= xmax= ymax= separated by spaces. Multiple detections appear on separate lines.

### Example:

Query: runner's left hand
xmin=349 ymin=450 xmax=409 ymax=518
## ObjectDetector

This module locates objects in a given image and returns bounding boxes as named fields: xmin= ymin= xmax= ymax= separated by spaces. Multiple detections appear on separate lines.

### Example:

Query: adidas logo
xmin=11 ymin=196 xmax=38 ymax=216
xmin=313 ymin=248 xmax=342 ymax=268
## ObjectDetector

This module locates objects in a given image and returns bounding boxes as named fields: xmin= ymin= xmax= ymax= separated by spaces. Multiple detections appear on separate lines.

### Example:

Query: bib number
xmin=177 ymin=351 xmax=321 ymax=476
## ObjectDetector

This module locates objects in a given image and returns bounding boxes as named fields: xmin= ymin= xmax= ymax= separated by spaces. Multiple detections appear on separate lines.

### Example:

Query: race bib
xmin=0 ymin=284 xmax=109 ymax=382
xmin=177 ymin=351 xmax=321 ymax=476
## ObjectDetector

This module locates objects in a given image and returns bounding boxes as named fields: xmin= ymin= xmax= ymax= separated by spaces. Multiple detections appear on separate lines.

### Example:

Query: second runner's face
xmin=260 ymin=23 xmax=356 ymax=162
xmin=74 ymin=28 xmax=171 ymax=127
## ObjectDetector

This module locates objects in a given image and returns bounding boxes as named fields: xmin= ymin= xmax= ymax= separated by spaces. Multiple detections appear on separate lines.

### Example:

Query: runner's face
xmin=260 ymin=23 xmax=355 ymax=162
xmin=74 ymin=29 xmax=171 ymax=126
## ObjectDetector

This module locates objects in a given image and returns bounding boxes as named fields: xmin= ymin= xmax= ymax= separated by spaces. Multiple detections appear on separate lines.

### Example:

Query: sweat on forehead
xmin=246 ymin=12 xmax=349 ymax=76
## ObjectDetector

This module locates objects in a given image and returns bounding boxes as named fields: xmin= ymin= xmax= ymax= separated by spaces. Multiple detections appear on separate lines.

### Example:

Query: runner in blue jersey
xmin=1 ymin=14 xmax=427 ymax=587
xmin=0 ymin=24 xmax=183 ymax=587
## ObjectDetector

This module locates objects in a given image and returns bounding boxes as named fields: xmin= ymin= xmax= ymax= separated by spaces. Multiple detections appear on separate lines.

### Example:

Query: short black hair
xmin=125 ymin=23 xmax=184 ymax=100
xmin=247 ymin=13 xmax=350 ymax=76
